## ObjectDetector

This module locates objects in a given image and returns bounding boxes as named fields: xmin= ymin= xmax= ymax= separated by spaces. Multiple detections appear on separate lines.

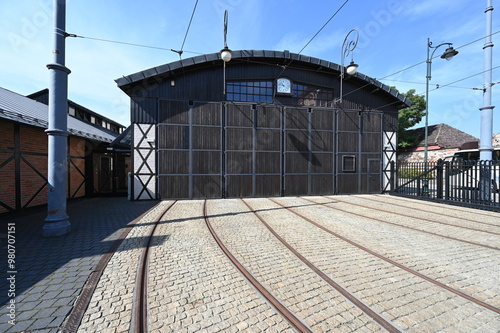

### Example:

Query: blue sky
xmin=1 ymin=0 xmax=498 ymax=138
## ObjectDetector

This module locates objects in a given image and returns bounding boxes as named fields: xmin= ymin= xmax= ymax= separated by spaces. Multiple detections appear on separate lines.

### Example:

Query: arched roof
xmin=115 ymin=50 xmax=410 ymax=107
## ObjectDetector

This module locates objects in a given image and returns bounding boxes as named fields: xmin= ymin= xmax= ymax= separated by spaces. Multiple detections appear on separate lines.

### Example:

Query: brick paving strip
xmin=75 ymin=202 xmax=171 ymax=332
xmin=260 ymin=196 xmax=499 ymax=332
xmin=62 ymin=201 xmax=163 ymax=332
xmin=0 ymin=198 xmax=158 ymax=333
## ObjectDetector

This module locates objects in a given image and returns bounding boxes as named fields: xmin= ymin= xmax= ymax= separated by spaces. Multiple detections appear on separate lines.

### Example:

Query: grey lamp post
xmin=221 ymin=10 xmax=232 ymax=98
xmin=339 ymin=29 xmax=359 ymax=104
xmin=43 ymin=0 xmax=71 ymax=236
xmin=423 ymin=38 xmax=458 ymax=196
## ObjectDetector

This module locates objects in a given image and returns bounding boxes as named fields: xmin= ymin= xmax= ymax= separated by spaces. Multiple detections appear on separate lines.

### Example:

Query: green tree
xmin=396 ymin=89 xmax=426 ymax=148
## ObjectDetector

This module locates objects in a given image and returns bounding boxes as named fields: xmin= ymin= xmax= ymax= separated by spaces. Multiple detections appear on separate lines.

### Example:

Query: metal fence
xmin=390 ymin=159 xmax=500 ymax=211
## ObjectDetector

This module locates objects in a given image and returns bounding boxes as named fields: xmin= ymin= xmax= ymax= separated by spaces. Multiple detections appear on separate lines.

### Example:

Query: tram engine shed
xmin=116 ymin=50 xmax=410 ymax=200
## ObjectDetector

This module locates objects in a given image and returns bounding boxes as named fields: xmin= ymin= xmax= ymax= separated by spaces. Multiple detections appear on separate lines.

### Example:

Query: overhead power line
xmin=65 ymin=33 xmax=203 ymax=55
xmin=274 ymin=0 xmax=351 ymax=80
xmin=297 ymin=0 xmax=351 ymax=56
xmin=179 ymin=0 xmax=200 ymax=56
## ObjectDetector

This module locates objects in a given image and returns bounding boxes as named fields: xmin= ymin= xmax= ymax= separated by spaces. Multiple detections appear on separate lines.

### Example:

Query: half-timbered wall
xmin=136 ymin=101 xmax=397 ymax=200
xmin=0 ymin=119 xmax=87 ymax=214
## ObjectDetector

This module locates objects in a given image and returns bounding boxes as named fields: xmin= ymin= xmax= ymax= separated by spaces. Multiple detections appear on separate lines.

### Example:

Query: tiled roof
xmin=0 ymin=87 xmax=118 ymax=143
xmin=408 ymin=123 xmax=478 ymax=149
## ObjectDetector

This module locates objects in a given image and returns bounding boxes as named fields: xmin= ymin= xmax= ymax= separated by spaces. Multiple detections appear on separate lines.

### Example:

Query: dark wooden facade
xmin=117 ymin=50 xmax=408 ymax=199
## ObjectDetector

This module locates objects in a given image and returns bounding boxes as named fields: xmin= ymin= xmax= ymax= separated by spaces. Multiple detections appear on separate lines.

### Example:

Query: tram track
xmin=372 ymin=194 xmax=500 ymax=223
xmin=241 ymin=199 xmax=404 ymax=333
xmin=132 ymin=200 xmax=177 ymax=333
xmin=203 ymin=200 xmax=315 ymax=333
xmin=267 ymin=197 xmax=500 ymax=315
xmin=333 ymin=195 xmax=500 ymax=235
xmin=300 ymin=197 xmax=500 ymax=251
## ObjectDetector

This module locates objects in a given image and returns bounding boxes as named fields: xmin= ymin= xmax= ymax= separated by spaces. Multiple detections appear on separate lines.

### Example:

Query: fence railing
xmin=390 ymin=159 xmax=500 ymax=211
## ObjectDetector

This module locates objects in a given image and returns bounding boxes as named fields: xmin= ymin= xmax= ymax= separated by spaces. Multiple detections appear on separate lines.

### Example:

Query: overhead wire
xmin=66 ymin=22 xmax=498 ymax=103
xmin=276 ymin=0 xmax=351 ymax=78
xmin=177 ymin=0 xmax=200 ymax=57
xmin=66 ymin=34 xmax=203 ymax=55
xmin=369 ymin=66 xmax=500 ymax=112
xmin=339 ymin=31 xmax=500 ymax=102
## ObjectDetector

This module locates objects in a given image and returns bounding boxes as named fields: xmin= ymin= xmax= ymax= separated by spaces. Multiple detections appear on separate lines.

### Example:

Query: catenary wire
xmin=179 ymin=0 xmax=200 ymax=56
xmin=275 ymin=0 xmax=351 ymax=79
xmin=66 ymin=34 xmax=204 ymax=55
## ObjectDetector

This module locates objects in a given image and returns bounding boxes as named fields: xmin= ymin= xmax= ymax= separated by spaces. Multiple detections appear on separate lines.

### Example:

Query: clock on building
xmin=276 ymin=78 xmax=292 ymax=94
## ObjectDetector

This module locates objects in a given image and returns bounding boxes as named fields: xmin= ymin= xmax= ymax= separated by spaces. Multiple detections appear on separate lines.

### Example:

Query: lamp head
xmin=221 ymin=47 xmax=232 ymax=62
xmin=441 ymin=46 xmax=458 ymax=61
xmin=346 ymin=60 xmax=359 ymax=75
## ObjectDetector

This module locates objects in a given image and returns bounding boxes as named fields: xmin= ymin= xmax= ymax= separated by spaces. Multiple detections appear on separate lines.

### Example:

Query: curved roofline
xmin=115 ymin=50 xmax=410 ymax=107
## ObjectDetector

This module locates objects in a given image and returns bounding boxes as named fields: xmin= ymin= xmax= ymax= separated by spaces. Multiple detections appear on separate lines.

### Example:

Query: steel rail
xmin=331 ymin=196 xmax=500 ymax=236
xmin=133 ymin=201 xmax=177 ymax=333
xmin=371 ymin=195 xmax=500 ymax=226
xmin=242 ymin=199 xmax=403 ymax=333
xmin=303 ymin=197 xmax=499 ymax=251
xmin=61 ymin=201 xmax=163 ymax=333
xmin=203 ymin=200 xmax=314 ymax=333
xmin=272 ymin=198 xmax=500 ymax=315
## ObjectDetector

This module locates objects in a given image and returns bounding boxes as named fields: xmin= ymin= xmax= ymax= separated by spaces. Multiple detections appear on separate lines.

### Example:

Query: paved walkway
xmin=0 ymin=197 xmax=158 ymax=333
xmin=1 ymin=195 xmax=499 ymax=332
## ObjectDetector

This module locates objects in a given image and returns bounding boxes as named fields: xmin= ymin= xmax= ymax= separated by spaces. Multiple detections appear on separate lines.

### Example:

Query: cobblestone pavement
xmin=0 ymin=198 xmax=158 ymax=333
xmin=2 ymin=195 xmax=499 ymax=332
xmin=245 ymin=197 xmax=500 ymax=332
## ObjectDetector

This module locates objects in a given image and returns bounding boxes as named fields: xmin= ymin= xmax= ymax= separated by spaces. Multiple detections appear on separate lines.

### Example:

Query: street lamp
xmin=339 ymin=29 xmax=359 ymax=104
xmin=221 ymin=10 xmax=232 ymax=98
xmin=423 ymin=38 xmax=458 ymax=195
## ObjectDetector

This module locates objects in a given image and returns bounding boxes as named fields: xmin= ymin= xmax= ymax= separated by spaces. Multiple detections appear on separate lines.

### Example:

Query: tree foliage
xmin=396 ymin=89 xmax=426 ymax=148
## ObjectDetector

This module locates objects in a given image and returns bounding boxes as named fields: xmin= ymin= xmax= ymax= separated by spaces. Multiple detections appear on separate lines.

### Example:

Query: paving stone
xmin=3 ymin=195 xmax=498 ymax=332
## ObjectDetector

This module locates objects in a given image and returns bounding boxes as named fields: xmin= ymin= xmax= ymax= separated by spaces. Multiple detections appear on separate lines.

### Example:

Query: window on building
xmin=91 ymin=116 xmax=96 ymax=124
xmin=68 ymin=106 xmax=76 ymax=117
xmin=226 ymin=81 xmax=273 ymax=103
xmin=342 ymin=155 xmax=356 ymax=172
xmin=292 ymin=83 xmax=334 ymax=107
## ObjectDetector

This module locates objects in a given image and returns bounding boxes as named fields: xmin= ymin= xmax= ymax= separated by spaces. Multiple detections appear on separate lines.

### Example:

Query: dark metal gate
xmin=156 ymin=101 xmax=387 ymax=199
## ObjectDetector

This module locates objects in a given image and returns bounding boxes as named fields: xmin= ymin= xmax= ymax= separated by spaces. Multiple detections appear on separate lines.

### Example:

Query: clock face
xmin=276 ymin=78 xmax=291 ymax=94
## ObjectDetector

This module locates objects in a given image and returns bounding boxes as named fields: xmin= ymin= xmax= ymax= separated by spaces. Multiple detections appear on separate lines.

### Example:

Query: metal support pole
xmin=480 ymin=0 xmax=494 ymax=201
xmin=423 ymin=39 xmax=458 ymax=197
xmin=43 ymin=0 xmax=71 ymax=237
xmin=423 ymin=38 xmax=432 ymax=197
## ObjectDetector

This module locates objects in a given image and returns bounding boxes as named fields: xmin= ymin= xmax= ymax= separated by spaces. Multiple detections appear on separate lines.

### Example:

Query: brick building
xmin=0 ymin=87 xmax=127 ymax=214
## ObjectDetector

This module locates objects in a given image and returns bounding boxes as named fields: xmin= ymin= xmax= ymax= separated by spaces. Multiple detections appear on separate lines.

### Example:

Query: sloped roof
xmin=0 ymin=87 xmax=118 ymax=143
xmin=408 ymin=123 xmax=478 ymax=149
xmin=27 ymin=88 xmax=125 ymax=129
xmin=115 ymin=49 xmax=410 ymax=107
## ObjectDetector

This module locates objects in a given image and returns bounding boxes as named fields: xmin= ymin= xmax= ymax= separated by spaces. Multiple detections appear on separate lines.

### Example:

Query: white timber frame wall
xmin=382 ymin=131 xmax=397 ymax=192
xmin=132 ymin=123 xmax=156 ymax=200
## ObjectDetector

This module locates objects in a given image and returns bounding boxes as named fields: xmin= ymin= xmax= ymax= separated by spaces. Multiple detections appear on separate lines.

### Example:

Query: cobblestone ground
xmin=298 ymin=195 xmax=500 ymax=309
xmin=49 ymin=195 xmax=499 ymax=333
xmin=77 ymin=202 xmax=171 ymax=333
xmin=0 ymin=198 xmax=157 ymax=333
xmin=246 ymin=197 xmax=500 ymax=332
xmin=147 ymin=200 xmax=294 ymax=333
xmin=208 ymin=199 xmax=386 ymax=332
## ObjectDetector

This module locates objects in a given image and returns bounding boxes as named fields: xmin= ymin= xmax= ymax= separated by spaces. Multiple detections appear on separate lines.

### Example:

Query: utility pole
xmin=43 ymin=0 xmax=71 ymax=236
xmin=479 ymin=0 xmax=494 ymax=201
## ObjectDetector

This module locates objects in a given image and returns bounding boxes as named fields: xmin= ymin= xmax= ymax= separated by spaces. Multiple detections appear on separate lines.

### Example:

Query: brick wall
xmin=0 ymin=119 xmax=88 ymax=214
xmin=68 ymin=136 xmax=86 ymax=198
xmin=398 ymin=148 xmax=459 ymax=163
xmin=0 ymin=121 xmax=16 ymax=212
